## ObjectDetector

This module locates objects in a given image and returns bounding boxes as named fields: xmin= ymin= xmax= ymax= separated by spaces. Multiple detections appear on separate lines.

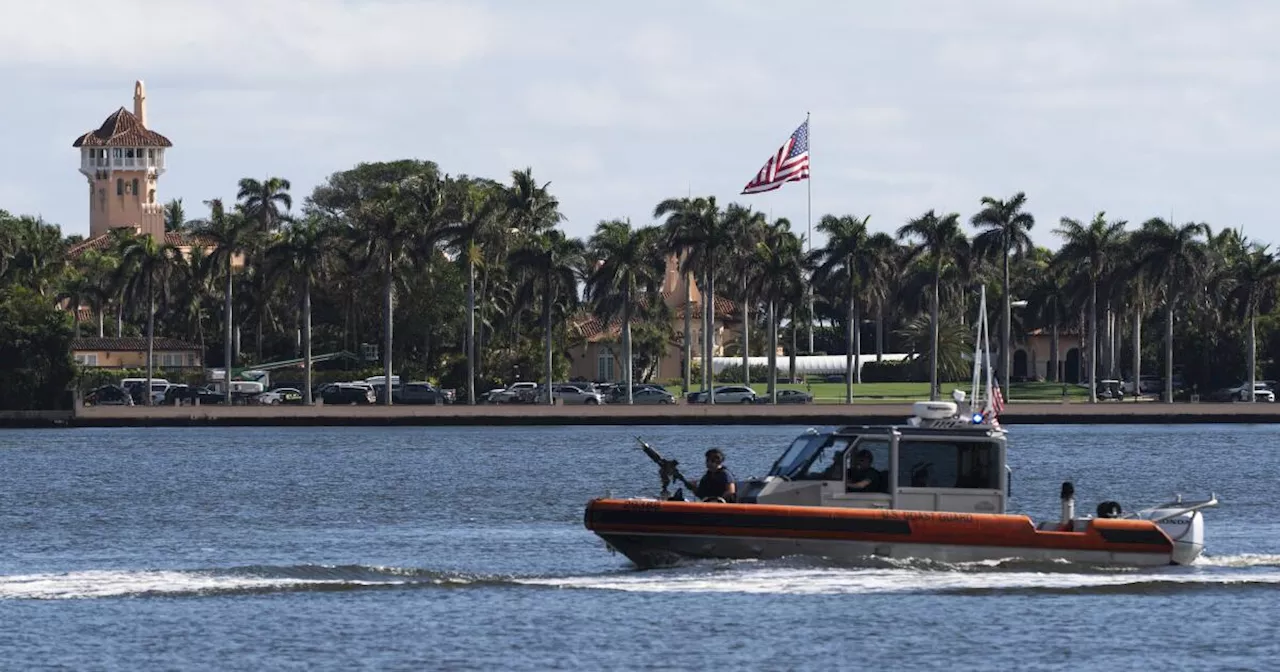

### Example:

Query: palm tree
xmin=724 ymin=204 xmax=767 ymax=387
xmin=265 ymin=215 xmax=337 ymax=404
xmin=194 ymin=199 xmax=254 ymax=404
xmin=812 ymin=214 xmax=877 ymax=402
xmin=351 ymin=174 xmax=445 ymax=405
xmin=510 ymin=230 xmax=586 ymax=403
xmin=164 ymin=198 xmax=186 ymax=233
xmin=437 ymin=177 xmax=504 ymax=404
xmin=753 ymin=218 xmax=803 ymax=402
xmin=506 ymin=168 xmax=563 ymax=233
xmin=1131 ymin=219 xmax=1209 ymax=403
xmin=1228 ymin=244 xmax=1280 ymax=401
xmin=653 ymin=197 xmax=706 ymax=394
xmin=112 ymin=233 xmax=183 ymax=405
xmin=971 ymin=192 xmax=1035 ymax=396
xmin=897 ymin=210 xmax=966 ymax=400
xmin=1053 ymin=213 xmax=1126 ymax=403
xmin=237 ymin=177 xmax=293 ymax=232
xmin=56 ymin=271 xmax=101 ymax=336
xmin=585 ymin=220 xmax=666 ymax=404
xmin=658 ymin=196 xmax=728 ymax=402
xmin=863 ymin=233 xmax=900 ymax=363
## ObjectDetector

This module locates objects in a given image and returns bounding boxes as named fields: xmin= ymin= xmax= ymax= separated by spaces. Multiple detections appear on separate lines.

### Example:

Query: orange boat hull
xmin=584 ymin=498 xmax=1176 ymax=568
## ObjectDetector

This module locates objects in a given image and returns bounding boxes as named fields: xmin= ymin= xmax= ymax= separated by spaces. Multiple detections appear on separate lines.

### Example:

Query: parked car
xmin=687 ymin=385 xmax=757 ymax=404
xmin=552 ymin=384 xmax=604 ymax=405
xmin=606 ymin=384 xmax=665 ymax=403
xmin=85 ymin=384 xmax=134 ymax=406
xmin=1226 ymin=382 xmax=1275 ymax=402
xmin=398 ymin=382 xmax=449 ymax=405
xmin=164 ymin=385 xmax=225 ymax=405
xmin=774 ymin=389 xmax=813 ymax=404
xmin=492 ymin=381 xmax=539 ymax=404
xmin=258 ymin=387 xmax=304 ymax=405
xmin=322 ymin=383 xmax=375 ymax=405
xmin=629 ymin=388 xmax=676 ymax=404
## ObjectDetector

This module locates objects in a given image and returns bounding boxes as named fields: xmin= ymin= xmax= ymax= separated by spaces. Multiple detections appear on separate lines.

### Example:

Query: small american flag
xmin=992 ymin=381 xmax=1005 ymax=415
xmin=741 ymin=119 xmax=811 ymax=194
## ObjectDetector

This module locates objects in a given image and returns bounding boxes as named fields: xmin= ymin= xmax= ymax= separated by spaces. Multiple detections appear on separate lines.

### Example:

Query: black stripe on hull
xmin=1096 ymin=527 xmax=1172 ymax=546
xmin=587 ymin=508 xmax=913 ymax=536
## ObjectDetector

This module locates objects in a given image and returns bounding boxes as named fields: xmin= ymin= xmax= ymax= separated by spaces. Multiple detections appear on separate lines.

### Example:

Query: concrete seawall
xmin=3 ymin=402 xmax=1278 ymax=428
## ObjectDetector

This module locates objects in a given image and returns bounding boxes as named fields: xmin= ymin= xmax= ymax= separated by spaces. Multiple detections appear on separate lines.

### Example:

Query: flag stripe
xmin=742 ymin=119 xmax=810 ymax=195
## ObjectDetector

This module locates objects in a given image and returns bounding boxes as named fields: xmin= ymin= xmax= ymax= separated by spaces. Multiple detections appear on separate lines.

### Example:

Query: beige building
xmin=1014 ymin=329 xmax=1085 ymax=383
xmin=567 ymin=256 xmax=741 ymax=383
xmin=72 ymin=337 xmax=203 ymax=370
xmin=73 ymin=81 xmax=171 ymax=240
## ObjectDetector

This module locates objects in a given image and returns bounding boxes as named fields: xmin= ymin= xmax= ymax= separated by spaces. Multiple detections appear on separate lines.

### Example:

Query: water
xmin=1 ymin=424 xmax=1278 ymax=670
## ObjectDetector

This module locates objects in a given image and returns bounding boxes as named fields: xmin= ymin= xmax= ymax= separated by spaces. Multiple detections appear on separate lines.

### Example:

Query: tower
xmin=73 ymin=80 xmax=172 ymax=239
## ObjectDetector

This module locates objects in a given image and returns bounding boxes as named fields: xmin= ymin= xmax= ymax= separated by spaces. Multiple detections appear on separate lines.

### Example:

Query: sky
xmin=3 ymin=0 xmax=1280 ymax=250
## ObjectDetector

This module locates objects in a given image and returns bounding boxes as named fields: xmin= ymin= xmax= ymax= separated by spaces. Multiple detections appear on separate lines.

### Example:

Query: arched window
xmin=149 ymin=189 xmax=156 ymax=203
xmin=132 ymin=179 xmax=139 ymax=197
xmin=116 ymin=178 xmax=123 ymax=195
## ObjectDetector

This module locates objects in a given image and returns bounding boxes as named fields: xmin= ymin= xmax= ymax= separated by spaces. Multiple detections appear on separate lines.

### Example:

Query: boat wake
xmin=5 ymin=554 xmax=1279 ymax=600
xmin=0 ymin=564 xmax=523 ymax=601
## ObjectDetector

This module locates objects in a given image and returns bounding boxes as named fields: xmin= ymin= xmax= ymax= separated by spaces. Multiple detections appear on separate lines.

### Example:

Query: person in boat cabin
xmin=694 ymin=449 xmax=736 ymax=502
xmin=846 ymin=449 xmax=885 ymax=492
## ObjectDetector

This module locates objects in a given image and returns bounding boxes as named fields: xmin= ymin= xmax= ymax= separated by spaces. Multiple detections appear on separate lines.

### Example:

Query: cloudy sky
xmin=3 ymin=0 xmax=1279 ymax=248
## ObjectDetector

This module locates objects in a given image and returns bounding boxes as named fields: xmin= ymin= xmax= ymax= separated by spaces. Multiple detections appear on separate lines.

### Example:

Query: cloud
xmin=0 ymin=0 xmax=504 ymax=81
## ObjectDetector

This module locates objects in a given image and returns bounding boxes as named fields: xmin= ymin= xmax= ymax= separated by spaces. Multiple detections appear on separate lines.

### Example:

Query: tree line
xmin=3 ymin=162 xmax=1279 ymax=407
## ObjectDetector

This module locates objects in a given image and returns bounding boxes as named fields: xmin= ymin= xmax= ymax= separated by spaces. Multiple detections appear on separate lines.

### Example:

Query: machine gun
xmin=635 ymin=437 xmax=696 ymax=500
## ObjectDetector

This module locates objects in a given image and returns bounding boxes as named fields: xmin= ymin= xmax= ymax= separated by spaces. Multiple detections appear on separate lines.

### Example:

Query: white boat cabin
xmin=738 ymin=406 xmax=1009 ymax=515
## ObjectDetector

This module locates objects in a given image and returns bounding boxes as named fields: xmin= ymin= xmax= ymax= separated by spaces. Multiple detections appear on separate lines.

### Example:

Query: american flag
xmin=991 ymin=381 xmax=1005 ymax=415
xmin=741 ymin=119 xmax=811 ymax=194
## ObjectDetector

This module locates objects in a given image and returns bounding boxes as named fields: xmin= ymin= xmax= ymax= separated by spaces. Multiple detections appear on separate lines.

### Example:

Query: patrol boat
xmin=583 ymin=290 xmax=1218 ymax=568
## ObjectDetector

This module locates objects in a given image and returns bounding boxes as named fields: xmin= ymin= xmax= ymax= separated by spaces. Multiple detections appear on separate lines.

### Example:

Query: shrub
xmin=860 ymin=359 xmax=926 ymax=383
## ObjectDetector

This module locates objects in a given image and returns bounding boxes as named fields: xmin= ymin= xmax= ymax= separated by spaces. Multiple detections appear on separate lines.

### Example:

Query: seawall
xmin=4 ymin=402 xmax=1280 ymax=428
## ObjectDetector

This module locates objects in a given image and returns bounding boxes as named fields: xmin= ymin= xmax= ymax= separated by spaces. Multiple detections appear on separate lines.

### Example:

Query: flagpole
xmin=806 ymin=111 xmax=814 ymax=355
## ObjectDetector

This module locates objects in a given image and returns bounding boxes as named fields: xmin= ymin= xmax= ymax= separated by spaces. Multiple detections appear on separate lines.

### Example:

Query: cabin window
xmin=797 ymin=438 xmax=851 ymax=480
xmin=846 ymin=438 xmax=891 ymax=492
xmin=898 ymin=440 xmax=1001 ymax=490
xmin=768 ymin=432 xmax=827 ymax=478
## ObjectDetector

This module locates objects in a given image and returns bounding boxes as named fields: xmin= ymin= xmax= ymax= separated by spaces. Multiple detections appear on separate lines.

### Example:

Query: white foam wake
xmin=519 ymin=566 xmax=1280 ymax=595
xmin=0 ymin=568 xmax=414 ymax=600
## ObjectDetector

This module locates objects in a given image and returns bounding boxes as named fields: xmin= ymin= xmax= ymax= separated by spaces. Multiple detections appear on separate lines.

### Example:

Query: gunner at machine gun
xmin=634 ymin=439 xmax=736 ymax=502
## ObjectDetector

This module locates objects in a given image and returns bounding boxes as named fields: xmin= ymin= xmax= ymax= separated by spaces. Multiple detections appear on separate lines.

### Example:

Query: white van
xmin=229 ymin=381 xmax=265 ymax=395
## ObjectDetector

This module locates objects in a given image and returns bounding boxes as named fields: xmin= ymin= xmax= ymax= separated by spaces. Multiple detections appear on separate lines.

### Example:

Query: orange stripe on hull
xmin=584 ymin=498 xmax=1173 ymax=556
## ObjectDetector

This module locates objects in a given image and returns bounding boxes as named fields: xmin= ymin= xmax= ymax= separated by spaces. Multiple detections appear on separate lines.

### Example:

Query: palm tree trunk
xmin=682 ymin=273 xmax=692 ymax=394
xmin=768 ymin=298 xmax=777 ymax=402
xmin=845 ymin=288 xmax=854 ymax=404
xmin=224 ymin=263 xmax=233 ymax=405
xmin=1002 ymin=248 xmax=1011 ymax=398
xmin=145 ymin=276 xmax=155 ymax=407
xmin=1249 ymin=307 xmax=1258 ymax=403
xmin=303 ymin=276 xmax=313 ymax=405
xmin=1088 ymin=280 xmax=1098 ymax=403
xmin=624 ymin=297 xmax=634 ymax=405
xmin=741 ymin=281 xmax=750 ymax=389
xmin=708 ymin=275 xmax=717 ymax=404
xmin=97 ymin=307 xmax=104 ymax=338
xmin=875 ymin=303 xmax=884 ymax=363
xmin=543 ymin=271 xmax=553 ymax=405
xmin=789 ymin=305 xmax=798 ymax=384
xmin=383 ymin=256 xmax=394 ymax=407
xmin=1164 ymin=297 xmax=1174 ymax=404
xmin=116 ymin=301 xmax=123 ymax=337
xmin=1132 ymin=304 xmax=1142 ymax=401
xmin=72 ymin=311 xmax=81 ymax=337
xmin=854 ymin=300 xmax=863 ymax=387
xmin=929 ymin=269 xmax=940 ymax=401
xmin=465 ymin=251 xmax=476 ymax=405
xmin=1050 ymin=318 xmax=1059 ymax=383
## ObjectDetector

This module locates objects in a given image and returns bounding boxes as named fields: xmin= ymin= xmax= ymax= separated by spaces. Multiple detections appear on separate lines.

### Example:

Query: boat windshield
xmin=768 ymin=432 xmax=829 ymax=478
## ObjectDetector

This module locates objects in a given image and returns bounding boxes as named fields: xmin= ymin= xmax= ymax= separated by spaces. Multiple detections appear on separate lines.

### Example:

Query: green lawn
xmin=664 ymin=380 xmax=1089 ymax=403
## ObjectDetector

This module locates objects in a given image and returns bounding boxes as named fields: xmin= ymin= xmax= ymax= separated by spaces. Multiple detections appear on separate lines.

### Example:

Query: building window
xmin=132 ymin=178 xmax=139 ymax=197
xmin=74 ymin=354 xmax=99 ymax=366
xmin=148 ymin=149 xmax=155 ymax=161
xmin=116 ymin=178 xmax=123 ymax=195
xmin=125 ymin=149 xmax=134 ymax=159
xmin=149 ymin=189 xmax=156 ymax=204
xmin=597 ymin=349 xmax=616 ymax=381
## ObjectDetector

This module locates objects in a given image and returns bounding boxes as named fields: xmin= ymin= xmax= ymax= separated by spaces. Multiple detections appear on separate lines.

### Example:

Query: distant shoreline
xmin=5 ymin=402 xmax=1280 ymax=428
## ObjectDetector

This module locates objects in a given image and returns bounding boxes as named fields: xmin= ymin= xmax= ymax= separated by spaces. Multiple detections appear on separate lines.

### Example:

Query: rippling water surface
xmin=2 ymin=424 xmax=1278 ymax=670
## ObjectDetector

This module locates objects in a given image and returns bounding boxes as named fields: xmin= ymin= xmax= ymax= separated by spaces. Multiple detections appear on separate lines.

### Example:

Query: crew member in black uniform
xmin=694 ymin=448 xmax=736 ymax=502
xmin=846 ymin=449 xmax=884 ymax=492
